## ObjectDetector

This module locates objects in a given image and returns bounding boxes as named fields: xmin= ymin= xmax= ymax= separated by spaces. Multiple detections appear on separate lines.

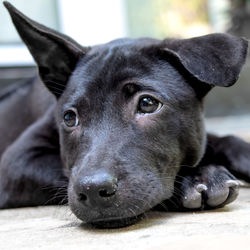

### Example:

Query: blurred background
xmin=0 ymin=0 xmax=250 ymax=137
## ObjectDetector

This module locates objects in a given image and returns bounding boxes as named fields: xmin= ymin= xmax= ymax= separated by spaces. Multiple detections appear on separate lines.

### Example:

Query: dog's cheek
xmin=135 ymin=114 xmax=160 ymax=128
xmin=179 ymin=111 xmax=207 ymax=167
xmin=118 ymin=163 xmax=171 ymax=207
xmin=59 ymin=128 xmax=85 ymax=171
xmin=161 ymin=166 xmax=180 ymax=199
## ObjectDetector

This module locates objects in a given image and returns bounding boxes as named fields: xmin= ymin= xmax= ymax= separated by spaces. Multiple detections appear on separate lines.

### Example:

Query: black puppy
xmin=1 ymin=2 xmax=250 ymax=228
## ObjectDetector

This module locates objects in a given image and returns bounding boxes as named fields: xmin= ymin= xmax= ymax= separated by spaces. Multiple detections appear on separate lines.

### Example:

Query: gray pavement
xmin=0 ymin=186 xmax=249 ymax=250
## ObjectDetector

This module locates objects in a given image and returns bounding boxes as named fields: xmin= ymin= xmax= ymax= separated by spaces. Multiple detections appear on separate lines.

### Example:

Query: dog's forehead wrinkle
xmin=76 ymin=40 xmax=155 ymax=77
xmin=67 ymin=69 xmax=151 ymax=108
xmin=65 ymin=40 xmax=199 ymax=111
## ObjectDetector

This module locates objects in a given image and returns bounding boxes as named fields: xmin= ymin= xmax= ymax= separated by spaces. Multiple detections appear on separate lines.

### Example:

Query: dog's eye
xmin=137 ymin=96 xmax=162 ymax=114
xmin=63 ymin=110 xmax=79 ymax=127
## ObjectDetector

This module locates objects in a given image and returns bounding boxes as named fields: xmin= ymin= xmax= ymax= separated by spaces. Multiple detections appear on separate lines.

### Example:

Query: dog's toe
xmin=205 ymin=185 xmax=229 ymax=207
xmin=181 ymin=184 xmax=207 ymax=209
xmin=182 ymin=187 xmax=202 ymax=209
xmin=179 ymin=165 xmax=240 ymax=210
xmin=205 ymin=168 xmax=240 ymax=208
xmin=221 ymin=180 xmax=240 ymax=205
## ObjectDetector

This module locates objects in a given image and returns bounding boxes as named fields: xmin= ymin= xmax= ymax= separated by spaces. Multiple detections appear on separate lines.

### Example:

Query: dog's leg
xmin=0 ymin=107 xmax=67 ymax=208
xmin=204 ymin=133 xmax=250 ymax=182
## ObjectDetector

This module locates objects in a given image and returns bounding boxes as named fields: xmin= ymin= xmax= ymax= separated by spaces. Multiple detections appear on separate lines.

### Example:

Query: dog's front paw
xmin=177 ymin=165 xmax=240 ymax=210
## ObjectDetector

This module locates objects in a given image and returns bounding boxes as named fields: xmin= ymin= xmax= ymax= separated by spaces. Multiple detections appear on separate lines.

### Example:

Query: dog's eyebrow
xmin=121 ymin=80 xmax=170 ymax=101
xmin=122 ymin=79 xmax=157 ymax=91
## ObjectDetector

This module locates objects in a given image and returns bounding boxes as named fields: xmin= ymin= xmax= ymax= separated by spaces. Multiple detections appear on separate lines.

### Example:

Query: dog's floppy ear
xmin=162 ymin=33 xmax=248 ymax=97
xmin=4 ymin=1 xmax=89 ymax=97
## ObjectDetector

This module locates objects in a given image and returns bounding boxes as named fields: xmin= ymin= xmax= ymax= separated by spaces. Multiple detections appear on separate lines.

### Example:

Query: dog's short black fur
xmin=1 ymin=2 xmax=250 ymax=228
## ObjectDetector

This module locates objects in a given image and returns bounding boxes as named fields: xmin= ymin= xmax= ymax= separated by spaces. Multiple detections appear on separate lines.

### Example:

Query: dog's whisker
xmin=157 ymin=201 xmax=169 ymax=211
xmin=44 ymin=193 xmax=68 ymax=205
xmin=45 ymin=84 xmax=64 ymax=92
xmin=45 ymin=80 xmax=67 ymax=88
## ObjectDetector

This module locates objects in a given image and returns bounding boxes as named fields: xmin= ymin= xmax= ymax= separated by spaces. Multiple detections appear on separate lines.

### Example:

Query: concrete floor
xmin=0 ymin=186 xmax=249 ymax=250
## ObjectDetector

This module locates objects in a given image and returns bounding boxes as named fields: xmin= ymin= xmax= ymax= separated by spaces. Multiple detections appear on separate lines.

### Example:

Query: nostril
xmin=98 ymin=188 xmax=116 ymax=198
xmin=76 ymin=174 xmax=118 ymax=204
xmin=78 ymin=192 xmax=87 ymax=201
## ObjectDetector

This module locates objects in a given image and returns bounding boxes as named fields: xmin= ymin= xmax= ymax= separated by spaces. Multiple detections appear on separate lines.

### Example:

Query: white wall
xmin=59 ymin=0 xmax=127 ymax=46
xmin=0 ymin=0 xmax=127 ymax=66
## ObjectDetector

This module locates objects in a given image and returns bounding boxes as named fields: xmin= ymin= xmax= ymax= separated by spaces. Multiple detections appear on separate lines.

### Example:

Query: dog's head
xmin=5 ymin=2 xmax=248 ymax=227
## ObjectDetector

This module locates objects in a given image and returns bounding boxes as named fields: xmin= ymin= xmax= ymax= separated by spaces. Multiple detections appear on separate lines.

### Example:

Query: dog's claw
xmin=182 ymin=189 xmax=202 ymax=209
xmin=196 ymin=184 xmax=208 ymax=192
xmin=225 ymin=180 xmax=240 ymax=187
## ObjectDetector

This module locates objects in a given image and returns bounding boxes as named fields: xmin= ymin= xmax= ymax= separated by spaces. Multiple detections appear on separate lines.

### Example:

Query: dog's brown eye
xmin=138 ymin=96 xmax=162 ymax=114
xmin=63 ymin=110 xmax=79 ymax=127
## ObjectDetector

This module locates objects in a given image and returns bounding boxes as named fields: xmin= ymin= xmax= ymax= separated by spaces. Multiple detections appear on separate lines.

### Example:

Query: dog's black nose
xmin=75 ymin=173 xmax=118 ymax=207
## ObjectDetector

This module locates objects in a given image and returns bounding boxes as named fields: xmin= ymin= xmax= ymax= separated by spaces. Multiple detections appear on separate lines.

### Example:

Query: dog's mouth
xmin=88 ymin=214 xmax=145 ymax=229
xmin=68 ymin=168 xmax=172 ymax=229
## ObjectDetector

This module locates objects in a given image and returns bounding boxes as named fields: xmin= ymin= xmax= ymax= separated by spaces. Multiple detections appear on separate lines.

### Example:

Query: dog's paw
xmin=177 ymin=165 xmax=240 ymax=210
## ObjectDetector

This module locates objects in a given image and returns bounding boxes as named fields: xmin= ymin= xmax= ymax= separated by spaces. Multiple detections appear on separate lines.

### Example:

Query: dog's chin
xmin=70 ymin=205 xmax=146 ymax=228
xmin=88 ymin=214 xmax=145 ymax=229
